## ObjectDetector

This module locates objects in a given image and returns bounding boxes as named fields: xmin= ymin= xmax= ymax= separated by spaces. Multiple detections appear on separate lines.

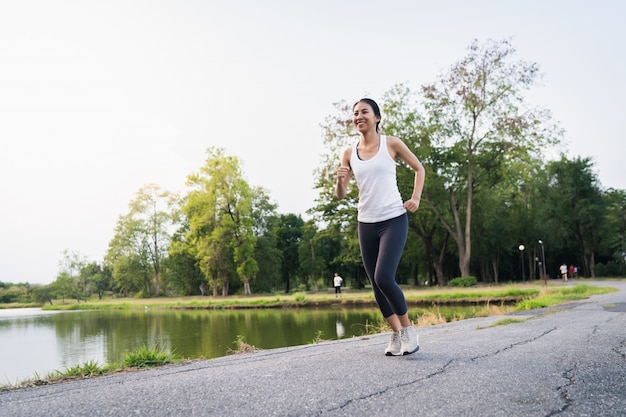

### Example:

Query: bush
xmin=448 ymin=276 xmax=477 ymax=287
xmin=293 ymin=291 xmax=307 ymax=302
xmin=594 ymin=261 xmax=626 ymax=277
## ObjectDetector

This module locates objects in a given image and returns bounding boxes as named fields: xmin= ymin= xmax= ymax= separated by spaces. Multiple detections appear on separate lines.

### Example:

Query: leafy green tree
xmin=604 ymin=188 xmax=626 ymax=275
xmin=54 ymin=249 xmax=88 ymax=302
xmin=274 ymin=213 xmax=304 ymax=293
xmin=250 ymin=188 xmax=282 ymax=293
xmin=166 ymin=221 xmax=206 ymax=295
xmin=298 ymin=219 xmax=323 ymax=291
xmin=106 ymin=184 xmax=180 ymax=296
xmin=380 ymin=85 xmax=451 ymax=286
xmin=79 ymin=262 xmax=112 ymax=300
xmin=184 ymin=147 xmax=257 ymax=296
xmin=540 ymin=156 xmax=607 ymax=277
xmin=106 ymin=214 xmax=153 ymax=296
xmin=53 ymin=272 xmax=74 ymax=303
xmin=32 ymin=284 xmax=54 ymax=305
xmin=420 ymin=38 xmax=562 ymax=278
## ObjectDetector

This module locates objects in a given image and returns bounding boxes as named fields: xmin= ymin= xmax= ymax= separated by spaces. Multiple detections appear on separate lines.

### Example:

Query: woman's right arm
xmin=335 ymin=147 xmax=352 ymax=199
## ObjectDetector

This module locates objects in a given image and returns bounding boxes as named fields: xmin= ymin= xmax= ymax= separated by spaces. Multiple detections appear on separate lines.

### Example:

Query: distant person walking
xmin=560 ymin=263 xmax=568 ymax=282
xmin=333 ymin=273 xmax=343 ymax=298
xmin=335 ymin=98 xmax=425 ymax=356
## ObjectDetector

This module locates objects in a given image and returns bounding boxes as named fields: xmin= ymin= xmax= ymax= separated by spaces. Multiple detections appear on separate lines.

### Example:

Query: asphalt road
xmin=2 ymin=280 xmax=625 ymax=417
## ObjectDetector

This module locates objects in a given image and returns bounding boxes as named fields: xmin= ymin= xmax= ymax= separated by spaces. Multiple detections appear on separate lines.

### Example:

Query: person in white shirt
xmin=335 ymin=98 xmax=425 ymax=356
xmin=333 ymin=272 xmax=343 ymax=297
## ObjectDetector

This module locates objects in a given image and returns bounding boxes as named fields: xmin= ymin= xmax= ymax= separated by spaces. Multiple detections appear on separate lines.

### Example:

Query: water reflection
xmin=0 ymin=306 xmax=382 ymax=383
xmin=0 ymin=304 xmax=485 ymax=384
xmin=335 ymin=320 xmax=345 ymax=338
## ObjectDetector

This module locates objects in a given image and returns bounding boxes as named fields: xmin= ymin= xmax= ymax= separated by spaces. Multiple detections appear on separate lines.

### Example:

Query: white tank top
xmin=350 ymin=135 xmax=405 ymax=223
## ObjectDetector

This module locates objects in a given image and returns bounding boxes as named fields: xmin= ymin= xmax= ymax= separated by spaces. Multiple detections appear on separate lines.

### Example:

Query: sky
xmin=1 ymin=0 xmax=624 ymax=285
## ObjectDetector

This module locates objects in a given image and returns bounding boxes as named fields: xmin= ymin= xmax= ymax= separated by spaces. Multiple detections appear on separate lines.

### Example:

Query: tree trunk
xmin=212 ymin=271 xmax=218 ymax=297
xmin=310 ymin=242 xmax=319 ymax=292
xmin=222 ymin=278 xmax=229 ymax=296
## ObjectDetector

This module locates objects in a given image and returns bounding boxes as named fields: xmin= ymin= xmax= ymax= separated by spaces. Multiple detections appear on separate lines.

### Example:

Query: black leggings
xmin=358 ymin=213 xmax=408 ymax=318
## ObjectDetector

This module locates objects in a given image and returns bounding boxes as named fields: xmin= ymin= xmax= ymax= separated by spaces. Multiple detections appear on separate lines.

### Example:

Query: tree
xmin=298 ymin=219 xmax=323 ymax=291
xmin=106 ymin=184 xmax=180 ymax=296
xmin=250 ymin=188 xmax=282 ymax=293
xmin=605 ymin=188 xmax=626 ymax=275
xmin=80 ymin=262 xmax=112 ymax=300
xmin=420 ymin=38 xmax=561 ymax=277
xmin=55 ymin=249 xmax=87 ymax=302
xmin=184 ymin=147 xmax=257 ymax=296
xmin=274 ymin=213 xmax=304 ymax=293
xmin=380 ymin=85 xmax=451 ymax=286
xmin=166 ymin=221 xmax=206 ymax=295
xmin=541 ymin=156 xmax=607 ymax=277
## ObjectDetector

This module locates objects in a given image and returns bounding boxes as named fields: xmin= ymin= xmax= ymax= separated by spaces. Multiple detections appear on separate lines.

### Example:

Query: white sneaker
xmin=384 ymin=331 xmax=402 ymax=356
xmin=400 ymin=325 xmax=419 ymax=355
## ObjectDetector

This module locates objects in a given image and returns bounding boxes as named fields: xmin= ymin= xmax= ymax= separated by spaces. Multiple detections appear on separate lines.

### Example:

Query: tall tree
xmin=381 ymin=85 xmax=451 ymax=286
xmin=106 ymin=184 xmax=179 ymax=296
xmin=56 ymin=249 xmax=87 ymax=302
xmin=249 ymin=187 xmax=282 ymax=292
xmin=184 ymin=147 xmax=257 ymax=296
xmin=420 ymin=38 xmax=561 ymax=277
xmin=541 ymin=156 xmax=607 ymax=277
xmin=274 ymin=213 xmax=304 ymax=293
xmin=605 ymin=188 xmax=626 ymax=274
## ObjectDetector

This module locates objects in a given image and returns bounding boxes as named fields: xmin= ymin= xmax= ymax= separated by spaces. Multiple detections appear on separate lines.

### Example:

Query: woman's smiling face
xmin=353 ymin=101 xmax=380 ymax=133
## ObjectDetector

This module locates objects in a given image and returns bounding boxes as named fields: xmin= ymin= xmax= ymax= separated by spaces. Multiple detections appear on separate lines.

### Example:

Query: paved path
xmin=2 ymin=280 xmax=625 ymax=417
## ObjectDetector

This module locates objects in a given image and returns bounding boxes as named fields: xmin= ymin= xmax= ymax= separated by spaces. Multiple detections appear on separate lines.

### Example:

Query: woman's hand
xmin=336 ymin=165 xmax=350 ymax=181
xmin=403 ymin=198 xmax=421 ymax=213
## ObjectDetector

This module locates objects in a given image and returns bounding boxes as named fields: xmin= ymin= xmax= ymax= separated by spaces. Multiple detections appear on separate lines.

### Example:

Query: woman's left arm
xmin=388 ymin=136 xmax=425 ymax=213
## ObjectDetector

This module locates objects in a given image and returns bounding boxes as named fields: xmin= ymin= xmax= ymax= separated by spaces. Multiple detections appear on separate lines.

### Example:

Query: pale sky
xmin=1 ymin=0 xmax=624 ymax=285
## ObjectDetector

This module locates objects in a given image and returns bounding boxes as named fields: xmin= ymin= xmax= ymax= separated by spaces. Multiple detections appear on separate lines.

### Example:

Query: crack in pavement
xmin=318 ymin=328 xmax=559 ymax=415
xmin=544 ymin=366 xmax=576 ymax=416
xmin=313 ymin=359 xmax=456 ymax=416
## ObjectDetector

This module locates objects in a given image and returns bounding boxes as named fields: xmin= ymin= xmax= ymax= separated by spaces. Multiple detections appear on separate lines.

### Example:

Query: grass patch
xmin=488 ymin=317 xmax=527 ymax=327
xmin=1 ymin=345 xmax=178 ymax=391
xmin=120 ymin=344 xmax=175 ymax=368
xmin=515 ymin=284 xmax=616 ymax=311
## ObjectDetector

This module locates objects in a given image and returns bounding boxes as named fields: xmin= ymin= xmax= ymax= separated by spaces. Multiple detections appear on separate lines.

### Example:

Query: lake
xmin=0 ymin=304 xmax=479 ymax=384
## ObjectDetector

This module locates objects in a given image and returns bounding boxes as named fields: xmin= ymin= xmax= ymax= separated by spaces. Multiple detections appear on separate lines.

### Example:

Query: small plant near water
xmin=58 ymin=360 xmax=107 ymax=378
xmin=309 ymin=330 xmax=326 ymax=344
xmin=121 ymin=344 xmax=175 ymax=368
xmin=228 ymin=335 xmax=258 ymax=354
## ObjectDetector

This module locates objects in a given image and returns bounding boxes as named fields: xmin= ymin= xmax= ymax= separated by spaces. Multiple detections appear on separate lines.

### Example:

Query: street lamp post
xmin=538 ymin=240 xmax=547 ymax=284
xmin=518 ymin=244 xmax=525 ymax=283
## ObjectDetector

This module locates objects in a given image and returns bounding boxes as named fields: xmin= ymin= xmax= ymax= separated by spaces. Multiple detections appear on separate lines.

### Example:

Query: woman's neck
xmin=359 ymin=130 xmax=380 ymax=144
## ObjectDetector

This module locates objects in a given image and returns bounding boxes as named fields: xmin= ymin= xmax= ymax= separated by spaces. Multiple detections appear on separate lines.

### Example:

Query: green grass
xmin=120 ymin=344 xmax=175 ymax=368
xmin=488 ymin=317 xmax=527 ymax=327
xmin=34 ymin=282 xmax=618 ymax=312
xmin=1 ymin=345 xmax=179 ymax=391
xmin=515 ymin=284 xmax=616 ymax=311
